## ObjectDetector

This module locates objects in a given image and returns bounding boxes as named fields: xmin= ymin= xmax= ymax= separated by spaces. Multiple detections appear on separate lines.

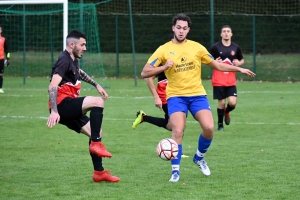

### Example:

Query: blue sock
xmin=195 ymin=134 xmax=212 ymax=161
xmin=171 ymin=144 xmax=182 ymax=174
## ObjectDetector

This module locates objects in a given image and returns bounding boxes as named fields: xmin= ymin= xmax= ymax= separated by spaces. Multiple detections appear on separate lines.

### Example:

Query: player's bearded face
xmin=73 ymin=46 xmax=81 ymax=58
xmin=73 ymin=38 xmax=86 ymax=59
xmin=173 ymin=21 xmax=190 ymax=43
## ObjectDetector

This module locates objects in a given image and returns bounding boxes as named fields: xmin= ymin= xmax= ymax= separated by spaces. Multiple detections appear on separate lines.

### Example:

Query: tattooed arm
xmin=79 ymin=69 xmax=99 ymax=87
xmin=49 ymin=87 xmax=58 ymax=113
xmin=79 ymin=69 xmax=109 ymax=99
xmin=47 ymin=74 xmax=62 ymax=128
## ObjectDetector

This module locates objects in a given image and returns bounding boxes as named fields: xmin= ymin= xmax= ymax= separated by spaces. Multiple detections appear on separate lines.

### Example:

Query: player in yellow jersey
xmin=141 ymin=13 xmax=255 ymax=182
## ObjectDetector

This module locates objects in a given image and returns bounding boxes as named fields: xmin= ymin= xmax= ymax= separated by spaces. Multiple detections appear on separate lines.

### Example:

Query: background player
xmin=0 ymin=25 xmax=10 ymax=93
xmin=132 ymin=72 xmax=189 ymax=158
xmin=132 ymin=71 xmax=170 ymax=130
xmin=210 ymin=25 xmax=245 ymax=131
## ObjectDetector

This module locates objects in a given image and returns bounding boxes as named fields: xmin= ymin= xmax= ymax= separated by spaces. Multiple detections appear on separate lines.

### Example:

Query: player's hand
xmin=96 ymin=84 xmax=108 ymax=100
xmin=154 ymin=97 xmax=163 ymax=110
xmin=215 ymin=57 xmax=222 ymax=63
xmin=232 ymin=59 xmax=240 ymax=66
xmin=239 ymin=68 xmax=256 ymax=77
xmin=5 ymin=59 xmax=9 ymax=67
xmin=164 ymin=60 xmax=174 ymax=69
xmin=47 ymin=111 xmax=60 ymax=128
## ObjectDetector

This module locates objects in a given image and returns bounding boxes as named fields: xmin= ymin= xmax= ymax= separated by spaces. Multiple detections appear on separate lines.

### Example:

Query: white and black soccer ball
xmin=156 ymin=138 xmax=178 ymax=161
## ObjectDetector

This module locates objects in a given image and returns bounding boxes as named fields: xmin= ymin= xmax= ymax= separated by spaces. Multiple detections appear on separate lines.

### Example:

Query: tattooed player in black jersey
xmin=47 ymin=30 xmax=119 ymax=182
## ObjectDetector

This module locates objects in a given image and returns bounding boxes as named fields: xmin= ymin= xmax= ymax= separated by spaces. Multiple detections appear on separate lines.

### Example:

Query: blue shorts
xmin=167 ymin=96 xmax=211 ymax=117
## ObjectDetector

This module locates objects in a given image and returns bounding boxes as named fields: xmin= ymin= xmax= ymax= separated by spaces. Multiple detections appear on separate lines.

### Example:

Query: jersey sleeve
xmin=210 ymin=44 xmax=218 ymax=59
xmin=197 ymin=45 xmax=214 ymax=64
xmin=147 ymin=46 xmax=165 ymax=68
xmin=4 ymin=38 xmax=9 ymax=55
xmin=53 ymin=57 xmax=70 ymax=78
xmin=236 ymin=46 xmax=244 ymax=60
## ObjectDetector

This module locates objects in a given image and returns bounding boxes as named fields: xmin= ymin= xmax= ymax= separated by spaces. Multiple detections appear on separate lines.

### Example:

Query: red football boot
xmin=89 ymin=141 xmax=112 ymax=158
xmin=224 ymin=108 xmax=231 ymax=125
xmin=93 ymin=170 xmax=120 ymax=182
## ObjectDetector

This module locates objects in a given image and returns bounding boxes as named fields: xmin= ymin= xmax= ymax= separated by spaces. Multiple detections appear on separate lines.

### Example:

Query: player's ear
xmin=69 ymin=41 xmax=75 ymax=48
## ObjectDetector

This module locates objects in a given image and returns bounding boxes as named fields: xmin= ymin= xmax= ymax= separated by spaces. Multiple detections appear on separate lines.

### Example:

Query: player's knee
xmin=90 ymin=96 xmax=104 ymax=107
xmin=202 ymin=124 xmax=214 ymax=135
xmin=172 ymin=128 xmax=184 ymax=138
xmin=230 ymin=103 xmax=237 ymax=108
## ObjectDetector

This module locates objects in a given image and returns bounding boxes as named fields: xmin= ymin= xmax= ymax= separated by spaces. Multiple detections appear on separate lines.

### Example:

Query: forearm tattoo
xmin=79 ymin=69 xmax=99 ymax=87
xmin=49 ymin=87 xmax=58 ymax=113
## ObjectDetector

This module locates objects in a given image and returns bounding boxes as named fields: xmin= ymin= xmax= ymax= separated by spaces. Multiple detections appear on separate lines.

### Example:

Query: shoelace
xmin=172 ymin=173 xmax=179 ymax=179
xmin=200 ymin=160 xmax=207 ymax=169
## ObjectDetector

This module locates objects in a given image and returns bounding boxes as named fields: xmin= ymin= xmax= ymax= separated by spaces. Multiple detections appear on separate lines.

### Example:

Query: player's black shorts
xmin=56 ymin=97 xmax=89 ymax=133
xmin=162 ymin=104 xmax=169 ymax=121
xmin=213 ymin=86 xmax=237 ymax=100
xmin=0 ymin=59 xmax=4 ymax=74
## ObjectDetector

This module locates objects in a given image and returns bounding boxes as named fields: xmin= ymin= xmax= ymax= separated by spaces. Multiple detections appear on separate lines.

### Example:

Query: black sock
xmin=143 ymin=115 xmax=169 ymax=130
xmin=226 ymin=104 xmax=235 ymax=113
xmin=89 ymin=139 xmax=104 ymax=171
xmin=217 ymin=108 xmax=224 ymax=125
xmin=90 ymin=107 xmax=103 ymax=142
xmin=0 ymin=76 xmax=3 ymax=88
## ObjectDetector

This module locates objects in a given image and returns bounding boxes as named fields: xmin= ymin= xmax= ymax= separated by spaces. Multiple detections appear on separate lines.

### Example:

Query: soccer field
xmin=0 ymin=77 xmax=299 ymax=199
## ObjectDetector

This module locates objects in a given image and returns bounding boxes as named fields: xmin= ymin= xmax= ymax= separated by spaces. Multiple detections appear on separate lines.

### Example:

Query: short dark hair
xmin=221 ymin=25 xmax=232 ymax=32
xmin=172 ymin=13 xmax=192 ymax=27
xmin=67 ymin=30 xmax=86 ymax=40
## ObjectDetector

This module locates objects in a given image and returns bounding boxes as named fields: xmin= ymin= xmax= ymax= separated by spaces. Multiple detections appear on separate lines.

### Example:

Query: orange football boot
xmin=89 ymin=141 xmax=112 ymax=158
xmin=93 ymin=170 xmax=120 ymax=182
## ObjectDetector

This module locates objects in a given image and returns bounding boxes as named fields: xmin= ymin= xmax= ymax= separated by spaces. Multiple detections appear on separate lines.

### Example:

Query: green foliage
xmin=0 ymin=77 xmax=300 ymax=199
xmin=72 ymin=0 xmax=300 ymax=16
xmin=1 ymin=3 xmax=300 ymax=54
xmin=4 ymin=52 xmax=300 ymax=81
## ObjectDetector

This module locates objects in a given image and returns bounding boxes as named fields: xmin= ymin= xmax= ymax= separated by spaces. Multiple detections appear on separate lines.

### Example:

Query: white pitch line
xmin=1 ymin=115 xmax=300 ymax=125
xmin=0 ymin=94 xmax=154 ymax=99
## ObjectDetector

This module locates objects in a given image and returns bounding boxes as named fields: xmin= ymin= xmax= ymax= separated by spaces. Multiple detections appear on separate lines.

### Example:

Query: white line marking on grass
xmin=0 ymin=94 xmax=47 ymax=97
xmin=1 ymin=94 xmax=154 ymax=99
xmin=1 ymin=115 xmax=300 ymax=125
xmin=237 ymin=91 xmax=300 ymax=94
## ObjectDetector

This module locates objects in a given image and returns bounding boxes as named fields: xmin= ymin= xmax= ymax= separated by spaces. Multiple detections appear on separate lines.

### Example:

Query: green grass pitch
xmin=0 ymin=77 xmax=299 ymax=199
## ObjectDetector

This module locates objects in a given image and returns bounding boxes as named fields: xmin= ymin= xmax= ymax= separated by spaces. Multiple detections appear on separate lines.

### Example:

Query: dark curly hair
xmin=172 ymin=13 xmax=192 ymax=27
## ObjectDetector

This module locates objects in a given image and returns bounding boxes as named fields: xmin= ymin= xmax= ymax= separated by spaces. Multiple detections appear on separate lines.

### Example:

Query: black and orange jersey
xmin=0 ymin=35 xmax=9 ymax=60
xmin=156 ymin=72 xmax=168 ymax=104
xmin=210 ymin=41 xmax=243 ymax=86
xmin=48 ymin=50 xmax=81 ymax=109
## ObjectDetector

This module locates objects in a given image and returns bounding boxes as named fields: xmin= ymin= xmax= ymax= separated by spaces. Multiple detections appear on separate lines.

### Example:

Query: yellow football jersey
xmin=147 ymin=40 xmax=213 ymax=99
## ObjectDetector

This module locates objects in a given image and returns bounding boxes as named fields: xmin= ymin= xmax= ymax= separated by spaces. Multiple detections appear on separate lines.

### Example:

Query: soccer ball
xmin=156 ymin=138 xmax=178 ymax=161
